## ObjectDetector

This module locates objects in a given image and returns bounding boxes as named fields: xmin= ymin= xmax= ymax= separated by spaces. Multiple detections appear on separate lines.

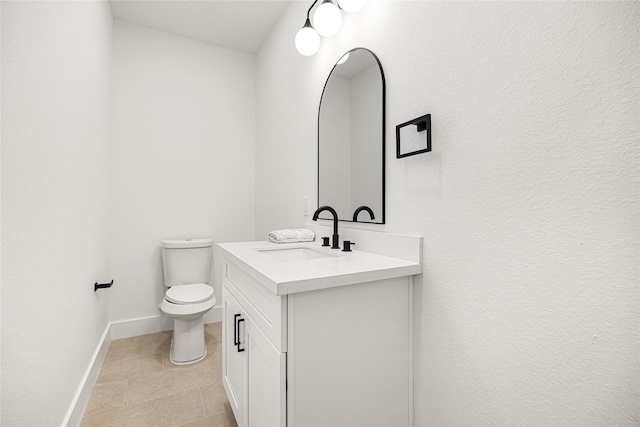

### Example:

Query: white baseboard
xmin=110 ymin=314 xmax=173 ymax=340
xmin=203 ymin=305 xmax=222 ymax=325
xmin=62 ymin=323 xmax=112 ymax=427
xmin=110 ymin=306 xmax=222 ymax=340
xmin=63 ymin=306 xmax=223 ymax=425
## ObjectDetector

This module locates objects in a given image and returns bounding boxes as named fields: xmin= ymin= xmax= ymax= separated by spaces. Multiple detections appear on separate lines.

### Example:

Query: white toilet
xmin=160 ymin=238 xmax=216 ymax=365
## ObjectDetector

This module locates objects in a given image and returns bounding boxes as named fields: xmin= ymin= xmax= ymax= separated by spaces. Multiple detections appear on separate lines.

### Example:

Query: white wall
xmin=109 ymin=21 xmax=256 ymax=325
xmin=256 ymin=1 xmax=639 ymax=425
xmin=1 ymin=1 xmax=113 ymax=424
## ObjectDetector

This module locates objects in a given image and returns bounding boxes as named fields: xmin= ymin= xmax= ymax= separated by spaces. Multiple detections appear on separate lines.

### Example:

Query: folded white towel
xmin=268 ymin=228 xmax=316 ymax=244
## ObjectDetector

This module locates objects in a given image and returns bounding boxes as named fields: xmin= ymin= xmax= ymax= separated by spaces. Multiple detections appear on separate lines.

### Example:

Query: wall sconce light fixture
xmin=295 ymin=0 xmax=366 ymax=56
xmin=295 ymin=16 xmax=321 ymax=56
xmin=314 ymin=0 xmax=342 ymax=37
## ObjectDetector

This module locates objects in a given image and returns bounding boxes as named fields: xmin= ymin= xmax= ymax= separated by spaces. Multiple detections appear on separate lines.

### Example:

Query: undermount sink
xmin=256 ymin=246 xmax=339 ymax=262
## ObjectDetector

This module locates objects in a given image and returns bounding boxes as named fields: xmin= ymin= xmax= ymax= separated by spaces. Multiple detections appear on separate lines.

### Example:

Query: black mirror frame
xmin=317 ymin=47 xmax=386 ymax=224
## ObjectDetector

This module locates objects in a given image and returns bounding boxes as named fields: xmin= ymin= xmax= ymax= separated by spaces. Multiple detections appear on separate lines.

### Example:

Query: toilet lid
xmin=166 ymin=283 xmax=214 ymax=304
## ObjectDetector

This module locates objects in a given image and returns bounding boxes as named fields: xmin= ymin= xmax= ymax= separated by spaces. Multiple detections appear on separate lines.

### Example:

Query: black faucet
xmin=312 ymin=205 xmax=340 ymax=249
xmin=353 ymin=206 xmax=375 ymax=222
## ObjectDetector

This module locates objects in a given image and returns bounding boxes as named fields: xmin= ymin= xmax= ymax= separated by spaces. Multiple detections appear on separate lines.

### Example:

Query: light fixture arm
xmin=305 ymin=0 xmax=319 ymax=21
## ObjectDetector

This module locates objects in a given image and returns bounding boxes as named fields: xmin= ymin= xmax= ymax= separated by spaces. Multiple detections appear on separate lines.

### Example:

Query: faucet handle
xmin=321 ymin=236 xmax=330 ymax=247
xmin=342 ymin=241 xmax=355 ymax=252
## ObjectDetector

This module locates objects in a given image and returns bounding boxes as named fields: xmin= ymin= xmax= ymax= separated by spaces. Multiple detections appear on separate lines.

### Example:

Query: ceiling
xmin=109 ymin=0 xmax=291 ymax=54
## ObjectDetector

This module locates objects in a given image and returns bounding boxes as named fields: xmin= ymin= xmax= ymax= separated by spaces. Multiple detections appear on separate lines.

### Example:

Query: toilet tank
xmin=161 ymin=238 xmax=213 ymax=287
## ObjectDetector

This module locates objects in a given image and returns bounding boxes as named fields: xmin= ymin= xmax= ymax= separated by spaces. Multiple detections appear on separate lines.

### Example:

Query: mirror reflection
xmin=318 ymin=48 xmax=385 ymax=223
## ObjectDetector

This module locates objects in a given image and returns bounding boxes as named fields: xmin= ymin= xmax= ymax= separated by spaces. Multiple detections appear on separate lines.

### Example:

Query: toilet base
xmin=169 ymin=316 xmax=207 ymax=365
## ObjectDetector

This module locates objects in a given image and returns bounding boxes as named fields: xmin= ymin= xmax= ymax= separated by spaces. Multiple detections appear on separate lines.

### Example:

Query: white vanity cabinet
xmin=220 ymin=234 xmax=422 ymax=427
xmin=222 ymin=287 xmax=246 ymax=421
xmin=222 ymin=272 xmax=286 ymax=427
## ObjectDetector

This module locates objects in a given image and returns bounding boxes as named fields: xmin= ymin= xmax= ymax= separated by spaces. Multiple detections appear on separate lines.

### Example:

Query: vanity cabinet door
xmin=222 ymin=286 xmax=247 ymax=426
xmin=246 ymin=317 xmax=286 ymax=427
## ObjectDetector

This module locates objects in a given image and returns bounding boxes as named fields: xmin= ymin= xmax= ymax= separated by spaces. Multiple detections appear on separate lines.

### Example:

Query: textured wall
xmin=1 ymin=1 xmax=113 ymax=424
xmin=256 ymin=1 xmax=639 ymax=425
xmin=109 ymin=21 xmax=256 ymax=323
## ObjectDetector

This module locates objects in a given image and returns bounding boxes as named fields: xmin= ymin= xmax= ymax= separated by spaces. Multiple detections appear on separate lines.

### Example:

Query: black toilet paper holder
xmin=94 ymin=280 xmax=114 ymax=292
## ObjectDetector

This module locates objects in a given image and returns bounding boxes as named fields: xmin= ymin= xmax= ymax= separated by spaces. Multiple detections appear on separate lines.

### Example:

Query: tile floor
xmin=81 ymin=323 xmax=237 ymax=426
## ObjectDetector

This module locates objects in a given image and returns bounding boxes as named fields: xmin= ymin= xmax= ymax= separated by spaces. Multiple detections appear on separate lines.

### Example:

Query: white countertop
xmin=218 ymin=240 xmax=422 ymax=296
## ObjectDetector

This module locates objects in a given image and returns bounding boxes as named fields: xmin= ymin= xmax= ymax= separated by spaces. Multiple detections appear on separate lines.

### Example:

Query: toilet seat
xmin=165 ymin=283 xmax=214 ymax=305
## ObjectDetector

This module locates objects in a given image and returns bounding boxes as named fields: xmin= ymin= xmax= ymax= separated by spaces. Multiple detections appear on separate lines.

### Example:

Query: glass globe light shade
xmin=337 ymin=0 xmax=366 ymax=13
xmin=313 ymin=0 xmax=342 ymax=37
xmin=295 ymin=24 xmax=320 ymax=56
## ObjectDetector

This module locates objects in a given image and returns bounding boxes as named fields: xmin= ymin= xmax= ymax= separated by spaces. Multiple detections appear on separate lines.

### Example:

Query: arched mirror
xmin=318 ymin=48 xmax=385 ymax=224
